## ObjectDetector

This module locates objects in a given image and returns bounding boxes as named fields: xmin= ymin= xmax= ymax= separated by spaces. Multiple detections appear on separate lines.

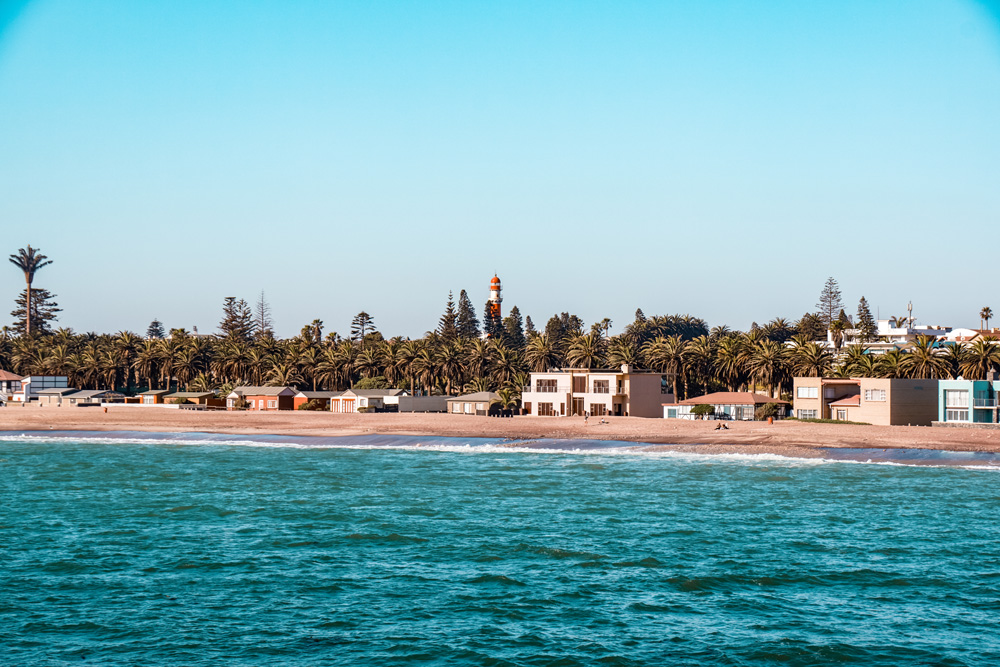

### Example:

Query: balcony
xmin=974 ymin=398 xmax=997 ymax=408
xmin=592 ymin=386 xmax=610 ymax=394
xmin=528 ymin=385 xmax=565 ymax=394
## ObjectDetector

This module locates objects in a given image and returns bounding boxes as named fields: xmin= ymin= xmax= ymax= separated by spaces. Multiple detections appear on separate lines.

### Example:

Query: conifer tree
xmin=10 ymin=287 xmax=60 ymax=335
xmin=482 ymin=301 xmax=503 ymax=340
xmin=146 ymin=319 xmax=166 ymax=339
xmin=856 ymin=296 xmax=877 ymax=342
xmin=254 ymin=290 xmax=274 ymax=338
xmin=456 ymin=289 xmax=480 ymax=339
xmin=437 ymin=291 xmax=458 ymax=340
xmin=219 ymin=297 xmax=255 ymax=341
xmin=816 ymin=277 xmax=844 ymax=328
xmin=503 ymin=305 xmax=526 ymax=349
xmin=524 ymin=315 xmax=536 ymax=337
xmin=796 ymin=312 xmax=827 ymax=341
xmin=351 ymin=312 xmax=376 ymax=346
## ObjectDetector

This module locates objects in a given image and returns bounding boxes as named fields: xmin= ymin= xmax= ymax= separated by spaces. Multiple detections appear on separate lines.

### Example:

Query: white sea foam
xmin=2 ymin=432 xmax=998 ymax=470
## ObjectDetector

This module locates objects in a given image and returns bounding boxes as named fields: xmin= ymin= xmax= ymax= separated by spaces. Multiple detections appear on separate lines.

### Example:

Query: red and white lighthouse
xmin=488 ymin=274 xmax=502 ymax=321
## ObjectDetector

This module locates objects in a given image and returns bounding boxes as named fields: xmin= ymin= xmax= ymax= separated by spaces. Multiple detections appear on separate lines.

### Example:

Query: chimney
xmin=621 ymin=364 xmax=631 ymax=374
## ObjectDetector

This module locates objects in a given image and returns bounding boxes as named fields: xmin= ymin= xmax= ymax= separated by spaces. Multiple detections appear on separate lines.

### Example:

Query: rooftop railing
xmin=974 ymin=398 xmax=997 ymax=408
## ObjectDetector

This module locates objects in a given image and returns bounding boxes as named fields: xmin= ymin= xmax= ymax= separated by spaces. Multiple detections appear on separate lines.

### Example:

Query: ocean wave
xmin=2 ymin=431 xmax=998 ymax=470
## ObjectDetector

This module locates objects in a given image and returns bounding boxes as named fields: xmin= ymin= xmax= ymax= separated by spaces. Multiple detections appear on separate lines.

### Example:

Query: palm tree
xmin=684 ymin=336 xmax=716 ymax=397
xmin=524 ymin=334 xmax=561 ymax=372
xmin=566 ymin=333 xmax=605 ymax=369
xmin=981 ymin=307 xmax=993 ymax=330
xmin=959 ymin=339 xmax=1000 ymax=380
xmin=791 ymin=342 xmax=834 ymax=378
xmin=8 ymin=245 xmax=53 ymax=336
xmin=642 ymin=335 xmax=687 ymax=398
xmin=489 ymin=343 xmax=522 ymax=388
xmin=878 ymin=349 xmax=907 ymax=379
xmin=492 ymin=387 xmax=520 ymax=412
xmin=714 ymin=336 xmax=747 ymax=391
xmin=828 ymin=319 xmax=847 ymax=352
xmin=435 ymin=341 xmax=466 ymax=395
xmin=746 ymin=339 xmax=786 ymax=398
xmin=606 ymin=336 xmax=641 ymax=369
xmin=901 ymin=336 xmax=948 ymax=379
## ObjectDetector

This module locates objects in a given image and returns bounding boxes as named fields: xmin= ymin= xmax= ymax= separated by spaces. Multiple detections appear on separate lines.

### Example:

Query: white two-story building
xmin=521 ymin=365 xmax=674 ymax=418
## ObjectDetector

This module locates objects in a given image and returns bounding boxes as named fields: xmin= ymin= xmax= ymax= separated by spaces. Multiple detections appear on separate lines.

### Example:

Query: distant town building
xmin=329 ymin=389 xmax=408 ymax=413
xmin=227 ymin=386 xmax=296 ymax=411
xmin=446 ymin=391 xmax=501 ymax=416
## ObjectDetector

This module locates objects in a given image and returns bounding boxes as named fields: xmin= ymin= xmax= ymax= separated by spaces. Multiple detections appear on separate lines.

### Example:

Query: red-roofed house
xmin=663 ymin=392 xmax=789 ymax=420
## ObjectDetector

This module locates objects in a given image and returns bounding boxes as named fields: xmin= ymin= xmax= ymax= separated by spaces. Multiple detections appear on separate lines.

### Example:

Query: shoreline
xmin=3 ymin=405 xmax=1000 ymax=462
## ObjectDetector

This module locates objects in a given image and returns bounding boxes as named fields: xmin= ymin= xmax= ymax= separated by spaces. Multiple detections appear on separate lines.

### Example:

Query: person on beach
xmin=584 ymin=411 xmax=589 ymax=425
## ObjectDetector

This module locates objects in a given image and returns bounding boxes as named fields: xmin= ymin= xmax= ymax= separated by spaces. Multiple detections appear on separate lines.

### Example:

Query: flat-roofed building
xmin=294 ymin=390 xmax=342 ymax=410
xmin=36 ymin=387 xmax=79 ymax=406
xmin=793 ymin=377 xmax=938 ymax=425
xmin=162 ymin=391 xmax=220 ymax=406
xmin=446 ymin=392 xmax=500 ymax=416
xmin=522 ymin=366 xmax=674 ymax=418
xmin=937 ymin=377 xmax=1000 ymax=426
xmin=14 ymin=376 xmax=69 ymax=402
xmin=66 ymin=390 xmax=124 ymax=406
xmin=139 ymin=389 xmax=171 ymax=405
xmin=330 ymin=389 xmax=409 ymax=413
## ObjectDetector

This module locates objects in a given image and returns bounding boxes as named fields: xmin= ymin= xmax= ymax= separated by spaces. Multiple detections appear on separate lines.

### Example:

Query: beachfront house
xmin=14 ymin=375 xmax=69 ymax=402
xmin=227 ymin=386 xmax=296 ymax=411
xmin=446 ymin=391 xmax=501 ymax=416
xmin=397 ymin=395 xmax=448 ymax=413
xmin=329 ymin=389 xmax=409 ymax=413
xmin=293 ymin=390 xmax=343 ymax=410
xmin=0 ymin=370 xmax=22 ymax=400
xmin=139 ymin=389 xmax=171 ymax=405
xmin=936 ymin=375 xmax=1000 ymax=426
xmin=792 ymin=377 xmax=938 ymax=425
xmin=162 ymin=391 xmax=221 ymax=407
xmin=521 ymin=365 xmax=674 ymax=418
xmin=664 ymin=392 xmax=789 ymax=420
xmin=66 ymin=390 xmax=124 ymax=406
xmin=36 ymin=387 xmax=79 ymax=406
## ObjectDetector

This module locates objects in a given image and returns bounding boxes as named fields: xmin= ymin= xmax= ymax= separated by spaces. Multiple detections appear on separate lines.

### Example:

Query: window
xmin=572 ymin=376 xmax=587 ymax=393
xmin=836 ymin=409 xmax=847 ymax=421
xmin=538 ymin=402 xmax=555 ymax=416
xmin=945 ymin=390 xmax=969 ymax=408
xmin=661 ymin=375 xmax=671 ymax=394
xmin=864 ymin=389 xmax=886 ymax=402
xmin=797 ymin=409 xmax=817 ymax=419
xmin=593 ymin=380 xmax=610 ymax=394
xmin=452 ymin=402 xmax=462 ymax=413
xmin=946 ymin=409 xmax=969 ymax=422
xmin=796 ymin=386 xmax=818 ymax=399
xmin=268 ymin=400 xmax=277 ymax=409
xmin=590 ymin=403 xmax=607 ymax=416
xmin=536 ymin=379 xmax=558 ymax=393
xmin=666 ymin=408 xmax=678 ymax=419
xmin=523 ymin=402 xmax=531 ymax=414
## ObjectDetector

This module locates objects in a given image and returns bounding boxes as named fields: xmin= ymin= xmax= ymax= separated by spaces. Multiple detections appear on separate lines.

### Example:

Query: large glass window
xmin=593 ymin=380 xmax=610 ymax=394
xmin=590 ymin=403 xmax=607 ymax=416
xmin=797 ymin=386 xmax=818 ymax=399
xmin=538 ymin=402 xmax=555 ymax=416
xmin=945 ymin=390 xmax=969 ymax=408
xmin=946 ymin=409 xmax=969 ymax=422
xmin=797 ymin=409 xmax=817 ymax=419
xmin=536 ymin=379 xmax=558 ymax=393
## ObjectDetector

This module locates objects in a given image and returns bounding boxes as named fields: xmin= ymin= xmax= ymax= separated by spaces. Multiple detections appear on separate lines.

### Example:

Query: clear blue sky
xmin=1 ymin=1 xmax=999 ymax=338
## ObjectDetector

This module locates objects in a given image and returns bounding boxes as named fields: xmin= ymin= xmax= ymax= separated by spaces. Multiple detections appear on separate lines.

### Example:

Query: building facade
xmin=521 ymin=366 xmax=674 ymax=418
xmin=937 ymin=378 xmax=1000 ymax=425
xmin=663 ymin=392 xmax=789 ymax=420
xmin=792 ymin=377 xmax=938 ymax=425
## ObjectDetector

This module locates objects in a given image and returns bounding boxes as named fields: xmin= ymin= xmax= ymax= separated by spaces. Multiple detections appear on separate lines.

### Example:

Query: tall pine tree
xmin=437 ymin=291 xmax=458 ymax=340
xmin=219 ymin=296 xmax=255 ymax=341
xmin=856 ymin=296 xmax=877 ymax=342
xmin=11 ymin=287 xmax=60 ymax=335
xmin=483 ymin=300 xmax=503 ymax=340
xmin=254 ymin=290 xmax=274 ymax=339
xmin=146 ymin=319 xmax=166 ymax=339
xmin=503 ymin=305 xmax=526 ymax=349
xmin=456 ymin=289 xmax=480 ymax=338
xmin=816 ymin=277 xmax=844 ymax=328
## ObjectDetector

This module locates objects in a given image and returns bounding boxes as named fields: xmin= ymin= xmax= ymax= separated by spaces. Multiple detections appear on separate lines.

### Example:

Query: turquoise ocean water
xmin=2 ymin=431 xmax=999 ymax=666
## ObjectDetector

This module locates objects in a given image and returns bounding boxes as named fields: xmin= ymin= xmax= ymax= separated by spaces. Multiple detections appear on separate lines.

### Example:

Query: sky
xmin=1 ymin=1 xmax=999 ymax=338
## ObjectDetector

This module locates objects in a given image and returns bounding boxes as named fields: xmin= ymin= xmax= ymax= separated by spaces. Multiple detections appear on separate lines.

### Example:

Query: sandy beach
xmin=2 ymin=404 xmax=1000 ymax=459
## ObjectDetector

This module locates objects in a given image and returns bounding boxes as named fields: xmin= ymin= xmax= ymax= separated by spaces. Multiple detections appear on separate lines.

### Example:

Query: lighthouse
xmin=488 ymin=274 xmax=502 ymax=320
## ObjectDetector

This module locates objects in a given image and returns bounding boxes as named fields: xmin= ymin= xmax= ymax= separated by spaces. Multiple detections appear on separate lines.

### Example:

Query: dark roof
xmin=296 ymin=390 xmax=343 ymax=399
xmin=678 ymin=392 xmax=790 ymax=406
xmin=230 ymin=386 xmax=296 ymax=396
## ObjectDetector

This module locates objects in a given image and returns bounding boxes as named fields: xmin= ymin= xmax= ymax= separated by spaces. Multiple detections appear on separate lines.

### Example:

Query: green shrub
xmin=297 ymin=398 xmax=328 ymax=411
xmin=355 ymin=376 xmax=389 ymax=390
xmin=170 ymin=397 xmax=187 ymax=405
xmin=754 ymin=402 xmax=781 ymax=421
xmin=690 ymin=404 xmax=714 ymax=418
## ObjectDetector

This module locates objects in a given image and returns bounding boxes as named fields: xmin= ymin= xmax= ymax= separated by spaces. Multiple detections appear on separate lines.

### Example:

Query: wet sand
xmin=2 ymin=405 xmax=999 ymax=459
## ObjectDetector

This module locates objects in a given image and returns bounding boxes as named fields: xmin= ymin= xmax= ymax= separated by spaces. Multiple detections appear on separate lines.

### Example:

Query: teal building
xmin=938 ymin=378 xmax=1000 ymax=424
